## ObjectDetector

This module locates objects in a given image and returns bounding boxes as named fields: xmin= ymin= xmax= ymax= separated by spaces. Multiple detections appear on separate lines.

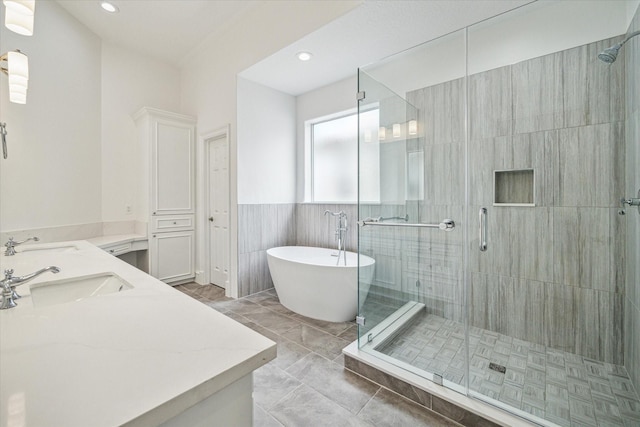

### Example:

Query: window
xmin=308 ymin=109 xmax=379 ymax=203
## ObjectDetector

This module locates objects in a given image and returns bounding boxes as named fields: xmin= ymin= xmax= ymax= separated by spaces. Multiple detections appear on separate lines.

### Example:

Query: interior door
xmin=208 ymin=135 xmax=229 ymax=288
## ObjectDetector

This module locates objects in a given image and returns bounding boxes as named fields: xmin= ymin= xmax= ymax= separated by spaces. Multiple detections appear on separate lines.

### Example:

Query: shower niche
xmin=493 ymin=168 xmax=534 ymax=206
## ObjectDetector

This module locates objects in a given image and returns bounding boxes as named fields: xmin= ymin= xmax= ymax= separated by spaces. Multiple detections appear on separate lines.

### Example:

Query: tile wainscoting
xmin=237 ymin=203 xmax=356 ymax=298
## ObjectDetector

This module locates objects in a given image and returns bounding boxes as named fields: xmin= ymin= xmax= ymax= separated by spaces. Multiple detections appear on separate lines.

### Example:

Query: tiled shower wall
xmin=237 ymin=203 xmax=356 ymax=297
xmin=625 ymin=7 xmax=640 ymax=394
xmin=401 ymin=35 xmax=627 ymax=364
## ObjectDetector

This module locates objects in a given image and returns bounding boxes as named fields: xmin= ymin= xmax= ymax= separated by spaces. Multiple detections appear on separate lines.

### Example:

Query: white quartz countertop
xmin=0 ymin=241 xmax=276 ymax=427
xmin=86 ymin=234 xmax=148 ymax=248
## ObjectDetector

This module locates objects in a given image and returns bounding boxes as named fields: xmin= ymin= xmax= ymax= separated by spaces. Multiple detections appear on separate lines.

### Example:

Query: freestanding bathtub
xmin=266 ymin=246 xmax=375 ymax=323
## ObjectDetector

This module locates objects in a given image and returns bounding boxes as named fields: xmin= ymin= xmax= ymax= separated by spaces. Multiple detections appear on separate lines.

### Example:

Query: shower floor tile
xmin=376 ymin=312 xmax=640 ymax=427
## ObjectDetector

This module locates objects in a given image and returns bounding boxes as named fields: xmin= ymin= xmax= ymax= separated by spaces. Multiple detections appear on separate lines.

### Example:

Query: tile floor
xmin=173 ymin=283 xmax=462 ymax=427
xmin=377 ymin=312 xmax=640 ymax=427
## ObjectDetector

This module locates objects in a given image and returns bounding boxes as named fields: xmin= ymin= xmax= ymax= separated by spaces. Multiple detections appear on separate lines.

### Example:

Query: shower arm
xmin=620 ymin=30 xmax=640 ymax=48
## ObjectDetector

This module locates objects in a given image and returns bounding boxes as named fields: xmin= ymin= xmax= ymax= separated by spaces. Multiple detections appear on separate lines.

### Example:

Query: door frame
xmin=197 ymin=125 xmax=232 ymax=294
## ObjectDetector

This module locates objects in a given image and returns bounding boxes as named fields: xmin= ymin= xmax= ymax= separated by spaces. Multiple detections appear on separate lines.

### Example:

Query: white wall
xmin=101 ymin=43 xmax=181 ymax=222
xmin=180 ymin=0 xmax=360 ymax=295
xmin=237 ymin=78 xmax=295 ymax=204
xmin=295 ymin=76 xmax=357 ymax=202
xmin=0 ymin=1 xmax=102 ymax=232
xmin=0 ymin=2 xmax=182 ymax=234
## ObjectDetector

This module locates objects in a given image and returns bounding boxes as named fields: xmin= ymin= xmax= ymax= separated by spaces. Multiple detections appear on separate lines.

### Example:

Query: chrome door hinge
xmin=356 ymin=316 xmax=366 ymax=326
xmin=356 ymin=91 xmax=365 ymax=101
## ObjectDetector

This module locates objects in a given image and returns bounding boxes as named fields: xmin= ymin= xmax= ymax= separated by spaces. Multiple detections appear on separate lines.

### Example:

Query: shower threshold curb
xmin=343 ymin=341 xmax=539 ymax=427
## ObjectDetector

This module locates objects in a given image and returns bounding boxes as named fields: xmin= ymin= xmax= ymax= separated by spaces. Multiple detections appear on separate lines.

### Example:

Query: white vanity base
xmin=159 ymin=374 xmax=253 ymax=427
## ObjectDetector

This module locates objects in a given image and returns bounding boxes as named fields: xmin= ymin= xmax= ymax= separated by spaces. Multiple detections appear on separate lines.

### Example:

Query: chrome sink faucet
xmin=4 ymin=236 xmax=39 ymax=256
xmin=0 ymin=266 xmax=60 ymax=309
xmin=324 ymin=210 xmax=348 ymax=266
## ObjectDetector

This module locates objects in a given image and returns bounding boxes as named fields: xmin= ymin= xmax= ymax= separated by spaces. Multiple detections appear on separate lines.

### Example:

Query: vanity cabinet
xmin=150 ymin=230 xmax=195 ymax=283
xmin=134 ymin=107 xmax=196 ymax=284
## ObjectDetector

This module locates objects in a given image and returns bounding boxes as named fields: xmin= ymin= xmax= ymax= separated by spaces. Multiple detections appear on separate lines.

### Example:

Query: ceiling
xmin=56 ymin=0 xmax=260 ymax=66
xmin=57 ymin=0 xmax=534 ymax=96
xmin=241 ymin=0 xmax=533 ymax=95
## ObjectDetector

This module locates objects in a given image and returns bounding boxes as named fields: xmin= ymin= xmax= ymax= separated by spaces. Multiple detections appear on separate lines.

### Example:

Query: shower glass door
xmin=465 ymin=4 xmax=636 ymax=426
xmin=357 ymin=2 xmax=640 ymax=425
xmin=357 ymin=29 xmax=468 ymax=394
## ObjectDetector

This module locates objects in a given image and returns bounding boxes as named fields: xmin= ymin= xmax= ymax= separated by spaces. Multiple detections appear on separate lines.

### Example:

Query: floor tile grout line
xmin=255 ymin=402 xmax=285 ymax=427
xmin=355 ymin=386 xmax=382 ymax=417
xmin=201 ymin=285 xmax=357 ymax=339
xmin=247 ymin=305 xmax=352 ymax=348
xmin=240 ymin=288 xmax=357 ymax=335
xmin=264 ymin=383 xmax=307 ymax=417
xmin=283 ymin=355 xmax=380 ymax=417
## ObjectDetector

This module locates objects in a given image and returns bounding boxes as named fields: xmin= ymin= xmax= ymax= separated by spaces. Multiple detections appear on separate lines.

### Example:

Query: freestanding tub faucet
xmin=324 ymin=210 xmax=348 ymax=266
xmin=4 ymin=236 xmax=39 ymax=256
xmin=0 ymin=266 xmax=60 ymax=309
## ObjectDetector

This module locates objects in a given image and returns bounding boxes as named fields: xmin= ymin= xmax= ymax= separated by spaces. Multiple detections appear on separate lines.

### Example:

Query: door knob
xmin=209 ymin=217 xmax=214 ymax=222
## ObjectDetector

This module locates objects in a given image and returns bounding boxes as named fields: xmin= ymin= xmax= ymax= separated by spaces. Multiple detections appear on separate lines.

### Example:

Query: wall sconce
xmin=408 ymin=120 xmax=417 ymax=135
xmin=1 ymin=50 xmax=29 ymax=104
xmin=378 ymin=126 xmax=386 ymax=141
xmin=392 ymin=123 xmax=401 ymax=138
xmin=3 ymin=0 xmax=35 ymax=36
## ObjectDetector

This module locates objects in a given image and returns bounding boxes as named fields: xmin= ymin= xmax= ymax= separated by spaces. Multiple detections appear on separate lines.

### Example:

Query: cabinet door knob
xmin=173 ymin=221 xmax=177 ymax=224
xmin=209 ymin=217 xmax=214 ymax=222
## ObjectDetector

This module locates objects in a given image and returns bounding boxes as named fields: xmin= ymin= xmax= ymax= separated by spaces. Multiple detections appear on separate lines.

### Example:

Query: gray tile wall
xmin=470 ymin=36 xmax=627 ymax=364
xmin=625 ymin=7 xmax=640 ymax=395
xmin=237 ymin=204 xmax=296 ymax=297
xmin=237 ymin=203 xmax=357 ymax=298
xmin=295 ymin=204 xmax=358 ymax=253
xmin=399 ymin=36 xmax=627 ymax=364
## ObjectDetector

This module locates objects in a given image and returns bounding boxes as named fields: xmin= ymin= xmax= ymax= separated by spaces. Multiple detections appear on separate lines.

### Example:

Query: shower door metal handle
xmin=358 ymin=218 xmax=455 ymax=231
xmin=479 ymin=208 xmax=488 ymax=251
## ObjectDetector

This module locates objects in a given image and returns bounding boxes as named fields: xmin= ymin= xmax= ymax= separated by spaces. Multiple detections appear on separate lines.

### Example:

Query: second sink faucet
xmin=324 ymin=210 xmax=348 ymax=266
xmin=4 ymin=236 xmax=39 ymax=256
xmin=0 ymin=266 xmax=60 ymax=309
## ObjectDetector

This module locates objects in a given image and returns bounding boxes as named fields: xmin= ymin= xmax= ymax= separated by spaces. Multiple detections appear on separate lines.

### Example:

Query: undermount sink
xmin=21 ymin=244 xmax=79 ymax=254
xmin=30 ymin=273 xmax=133 ymax=307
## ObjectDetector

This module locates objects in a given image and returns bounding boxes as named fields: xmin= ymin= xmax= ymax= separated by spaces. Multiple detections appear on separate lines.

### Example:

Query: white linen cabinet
xmin=134 ymin=107 xmax=196 ymax=284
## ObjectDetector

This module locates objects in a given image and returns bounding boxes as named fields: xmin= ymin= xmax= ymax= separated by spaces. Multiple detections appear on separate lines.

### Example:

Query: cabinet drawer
xmin=103 ymin=242 xmax=132 ymax=256
xmin=152 ymin=215 xmax=194 ymax=232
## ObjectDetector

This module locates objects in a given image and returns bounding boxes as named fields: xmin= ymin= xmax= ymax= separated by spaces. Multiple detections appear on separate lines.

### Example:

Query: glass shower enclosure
xmin=357 ymin=2 xmax=640 ymax=426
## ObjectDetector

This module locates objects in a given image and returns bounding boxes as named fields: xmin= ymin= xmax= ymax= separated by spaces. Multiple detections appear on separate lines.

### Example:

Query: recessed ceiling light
xmin=100 ymin=1 xmax=119 ymax=13
xmin=296 ymin=51 xmax=313 ymax=62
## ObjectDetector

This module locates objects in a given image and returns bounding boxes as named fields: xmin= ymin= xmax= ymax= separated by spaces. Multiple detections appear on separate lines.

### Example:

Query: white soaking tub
xmin=266 ymin=246 xmax=375 ymax=323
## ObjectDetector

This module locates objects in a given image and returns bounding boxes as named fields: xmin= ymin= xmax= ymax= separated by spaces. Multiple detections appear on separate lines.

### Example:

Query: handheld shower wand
xmin=0 ymin=123 xmax=7 ymax=159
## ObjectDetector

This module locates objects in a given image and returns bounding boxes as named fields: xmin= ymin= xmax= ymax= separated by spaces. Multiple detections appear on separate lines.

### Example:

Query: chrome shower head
xmin=598 ymin=44 xmax=621 ymax=63
xmin=598 ymin=30 xmax=640 ymax=63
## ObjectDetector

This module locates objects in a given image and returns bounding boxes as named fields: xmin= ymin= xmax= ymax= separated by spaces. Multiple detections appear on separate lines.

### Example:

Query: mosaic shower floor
xmin=377 ymin=312 xmax=640 ymax=427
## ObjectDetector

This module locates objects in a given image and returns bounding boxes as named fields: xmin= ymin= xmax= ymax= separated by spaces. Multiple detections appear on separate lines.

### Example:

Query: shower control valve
xmin=621 ymin=197 xmax=640 ymax=207
xmin=621 ymin=189 xmax=640 ymax=215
